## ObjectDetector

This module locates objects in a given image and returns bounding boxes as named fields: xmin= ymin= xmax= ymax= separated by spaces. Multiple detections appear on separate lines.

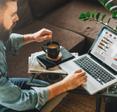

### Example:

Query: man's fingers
xmin=78 ymin=77 xmax=87 ymax=86
xmin=40 ymin=35 xmax=52 ymax=41
xmin=43 ymin=28 xmax=52 ymax=33
xmin=81 ymin=78 xmax=87 ymax=85
xmin=74 ymin=69 xmax=82 ymax=73
xmin=76 ymin=72 xmax=87 ymax=84
xmin=76 ymin=71 xmax=86 ymax=78
xmin=33 ymin=28 xmax=53 ymax=42
xmin=81 ymin=76 xmax=87 ymax=82
xmin=41 ymin=28 xmax=53 ymax=35
xmin=79 ymin=75 xmax=87 ymax=82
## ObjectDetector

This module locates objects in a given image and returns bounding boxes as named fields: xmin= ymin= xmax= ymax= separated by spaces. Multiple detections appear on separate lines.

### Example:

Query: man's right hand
xmin=61 ymin=69 xmax=87 ymax=91
xmin=48 ymin=69 xmax=87 ymax=100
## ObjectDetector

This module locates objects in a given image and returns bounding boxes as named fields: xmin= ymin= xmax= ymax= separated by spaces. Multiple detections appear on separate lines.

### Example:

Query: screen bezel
xmin=88 ymin=26 xmax=117 ymax=74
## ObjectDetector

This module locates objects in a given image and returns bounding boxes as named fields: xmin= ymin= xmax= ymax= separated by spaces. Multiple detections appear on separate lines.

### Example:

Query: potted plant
xmin=79 ymin=0 xmax=117 ymax=31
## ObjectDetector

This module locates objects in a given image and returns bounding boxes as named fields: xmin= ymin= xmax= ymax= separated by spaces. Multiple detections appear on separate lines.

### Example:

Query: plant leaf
xmin=79 ymin=11 xmax=113 ymax=29
xmin=112 ymin=11 xmax=117 ymax=19
xmin=101 ymin=14 xmax=106 ymax=22
xmin=91 ymin=12 xmax=97 ymax=19
xmin=116 ymin=26 xmax=117 ymax=31
xmin=105 ymin=3 xmax=113 ymax=10
xmin=79 ymin=13 xmax=85 ymax=20
xmin=98 ymin=0 xmax=107 ymax=6
xmin=107 ymin=17 xmax=111 ymax=24
xmin=95 ymin=12 xmax=101 ymax=21
xmin=86 ymin=12 xmax=90 ymax=18
xmin=79 ymin=12 xmax=90 ymax=21
xmin=98 ymin=0 xmax=117 ymax=19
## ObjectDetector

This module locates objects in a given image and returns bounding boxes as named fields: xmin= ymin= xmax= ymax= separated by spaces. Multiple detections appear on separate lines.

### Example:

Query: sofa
xmin=7 ymin=0 xmax=114 ymax=76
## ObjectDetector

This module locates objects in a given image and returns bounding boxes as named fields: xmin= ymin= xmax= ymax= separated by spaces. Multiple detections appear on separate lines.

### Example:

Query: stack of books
xmin=28 ymin=51 xmax=66 ymax=74
xmin=28 ymin=47 xmax=78 ymax=74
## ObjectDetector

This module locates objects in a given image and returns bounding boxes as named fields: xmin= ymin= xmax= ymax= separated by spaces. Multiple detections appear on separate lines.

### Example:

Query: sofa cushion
xmin=15 ymin=20 xmax=85 ymax=51
xmin=8 ymin=20 xmax=85 ymax=76
xmin=42 ymin=0 xmax=115 ymax=41
xmin=14 ymin=0 xmax=33 ymax=29
xmin=29 ymin=0 xmax=70 ymax=18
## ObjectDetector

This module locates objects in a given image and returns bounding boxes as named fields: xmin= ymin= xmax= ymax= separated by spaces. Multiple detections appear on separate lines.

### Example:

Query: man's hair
xmin=0 ymin=0 xmax=17 ymax=8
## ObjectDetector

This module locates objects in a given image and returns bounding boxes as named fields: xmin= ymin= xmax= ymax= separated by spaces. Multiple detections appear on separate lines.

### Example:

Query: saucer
xmin=46 ymin=52 xmax=62 ymax=62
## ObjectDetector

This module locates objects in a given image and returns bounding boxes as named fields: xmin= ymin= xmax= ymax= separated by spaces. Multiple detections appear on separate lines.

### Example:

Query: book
xmin=28 ymin=52 xmax=67 ymax=74
xmin=37 ymin=47 xmax=75 ymax=69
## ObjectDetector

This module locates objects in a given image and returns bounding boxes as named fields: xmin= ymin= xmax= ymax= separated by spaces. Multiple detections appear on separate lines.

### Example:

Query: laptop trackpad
xmin=59 ymin=60 xmax=81 ymax=74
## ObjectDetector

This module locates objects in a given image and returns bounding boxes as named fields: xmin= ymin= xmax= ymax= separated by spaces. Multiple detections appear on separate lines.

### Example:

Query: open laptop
xmin=60 ymin=27 xmax=117 ymax=95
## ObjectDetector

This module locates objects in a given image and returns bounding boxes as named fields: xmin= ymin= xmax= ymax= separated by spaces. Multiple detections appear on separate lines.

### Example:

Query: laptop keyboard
xmin=74 ymin=56 xmax=115 ymax=85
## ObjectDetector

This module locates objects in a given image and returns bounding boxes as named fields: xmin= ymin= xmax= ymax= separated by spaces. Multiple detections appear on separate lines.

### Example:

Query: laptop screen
xmin=90 ymin=27 xmax=117 ymax=72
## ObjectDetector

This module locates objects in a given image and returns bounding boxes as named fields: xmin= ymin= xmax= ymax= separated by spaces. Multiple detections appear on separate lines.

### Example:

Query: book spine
xmin=37 ymin=59 xmax=47 ymax=69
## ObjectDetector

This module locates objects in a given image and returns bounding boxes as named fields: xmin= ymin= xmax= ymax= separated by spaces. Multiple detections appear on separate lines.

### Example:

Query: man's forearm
xmin=23 ymin=34 xmax=34 ymax=45
xmin=23 ymin=28 xmax=52 ymax=45
xmin=47 ymin=80 xmax=68 ymax=100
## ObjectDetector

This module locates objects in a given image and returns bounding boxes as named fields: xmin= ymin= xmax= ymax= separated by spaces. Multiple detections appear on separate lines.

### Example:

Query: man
xmin=0 ymin=0 xmax=87 ymax=112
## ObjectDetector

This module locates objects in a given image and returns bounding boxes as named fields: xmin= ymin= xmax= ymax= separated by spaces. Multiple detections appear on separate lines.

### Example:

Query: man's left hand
xmin=24 ymin=28 xmax=52 ymax=44
xmin=32 ymin=28 xmax=52 ymax=42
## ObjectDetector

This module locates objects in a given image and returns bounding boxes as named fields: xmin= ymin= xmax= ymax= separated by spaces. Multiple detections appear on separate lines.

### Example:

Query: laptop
xmin=59 ymin=27 xmax=117 ymax=95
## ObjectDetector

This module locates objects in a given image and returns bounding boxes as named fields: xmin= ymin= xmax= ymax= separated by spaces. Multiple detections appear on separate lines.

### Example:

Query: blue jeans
xmin=0 ymin=78 xmax=49 ymax=112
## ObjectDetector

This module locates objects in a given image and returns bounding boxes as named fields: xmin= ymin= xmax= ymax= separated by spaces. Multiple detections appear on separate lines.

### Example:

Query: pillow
xmin=29 ymin=0 xmax=70 ymax=18
xmin=15 ymin=0 xmax=33 ymax=29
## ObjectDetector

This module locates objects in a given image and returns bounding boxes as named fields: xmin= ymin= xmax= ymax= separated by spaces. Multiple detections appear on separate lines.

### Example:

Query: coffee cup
xmin=42 ymin=41 xmax=60 ymax=59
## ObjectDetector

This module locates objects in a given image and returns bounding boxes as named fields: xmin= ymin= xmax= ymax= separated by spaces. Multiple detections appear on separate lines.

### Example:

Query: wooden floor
xmin=53 ymin=93 xmax=105 ymax=112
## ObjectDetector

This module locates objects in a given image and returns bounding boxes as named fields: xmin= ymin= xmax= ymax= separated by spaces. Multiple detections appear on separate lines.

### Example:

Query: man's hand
xmin=61 ymin=69 xmax=87 ymax=91
xmin=48 ymin=69 xmax=87 ymax=100
xmin=23 ymin=28 xmax=52 ymax=45
xmin=32 ymin=28 xmax=52 ymax=42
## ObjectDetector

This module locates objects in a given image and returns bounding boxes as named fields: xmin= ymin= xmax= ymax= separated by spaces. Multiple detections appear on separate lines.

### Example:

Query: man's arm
xmin=23 ymin=28 xmax=52 ymax=45
xmin=48 ymin=70 xmax=86 ymax=100
xmin=0 ymin=69 xmax=86 ymax=111
xmin=0 ymin=75 xmax=49 ymax=111
xmin=31 ymin=69 xmax=86 ymax=108
xmin=0 ymin=46 xmax=49 ymax=111
xmin=5 ymin=28 xmax=52 ymax=54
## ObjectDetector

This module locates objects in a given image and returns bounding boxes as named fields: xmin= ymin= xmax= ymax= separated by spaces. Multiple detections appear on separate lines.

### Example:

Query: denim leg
xmin=0 ymin=104 xmax=39 ymax=112
xmin=0 ymin=105 xmax=17 ymax=112
xmin=0 ymin=77 xmax=49 ymax=112
xmin=10 ymin=78 xmax=50 ymax=89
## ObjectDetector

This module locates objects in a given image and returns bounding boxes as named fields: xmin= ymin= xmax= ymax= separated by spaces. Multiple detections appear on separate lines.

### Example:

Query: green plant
xmin=79 ymin=0 xmax=117 ymax=30
xmin=98 ymin=0 xmax=117 ymax=19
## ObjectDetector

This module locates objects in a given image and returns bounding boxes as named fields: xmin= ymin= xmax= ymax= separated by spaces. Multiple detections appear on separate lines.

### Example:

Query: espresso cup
xmin=42 ymin=41 xmax=60 ymax=59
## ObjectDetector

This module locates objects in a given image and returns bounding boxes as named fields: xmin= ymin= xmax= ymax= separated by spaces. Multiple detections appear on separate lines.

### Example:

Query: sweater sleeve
xmin=5 ymin=33 xmax=24 ymax=55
